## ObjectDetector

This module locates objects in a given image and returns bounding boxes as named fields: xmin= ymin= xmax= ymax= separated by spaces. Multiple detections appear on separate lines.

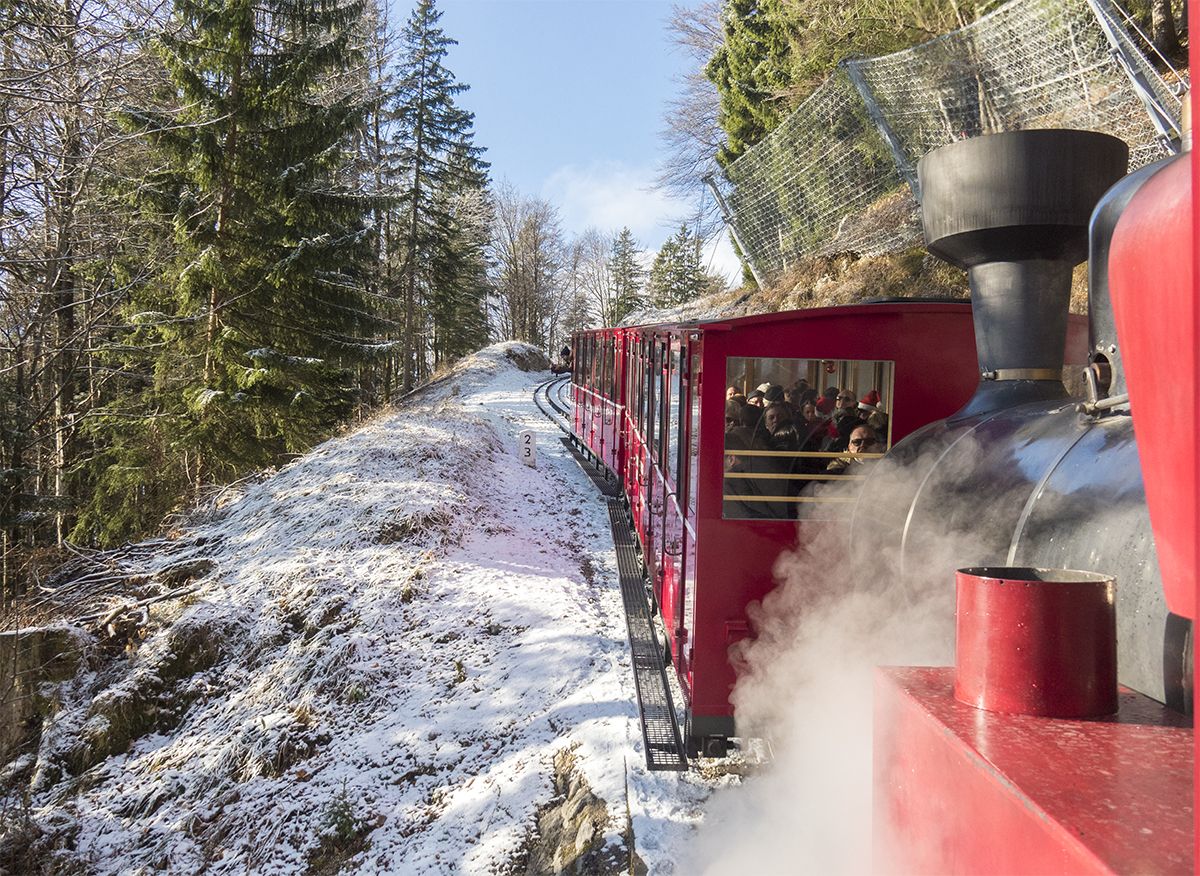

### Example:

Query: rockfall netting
xmin=719 ymin=0 xmax=1186 ymax=282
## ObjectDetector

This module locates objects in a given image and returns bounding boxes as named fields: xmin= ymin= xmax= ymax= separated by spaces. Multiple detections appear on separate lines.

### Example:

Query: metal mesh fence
xmin=720 ymin=0 xmax=1185 ymax=283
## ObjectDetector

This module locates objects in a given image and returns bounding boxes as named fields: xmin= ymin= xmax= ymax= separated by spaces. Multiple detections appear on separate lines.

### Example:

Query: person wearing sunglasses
xmin=826 ymin=424 xmax=880 ymax=474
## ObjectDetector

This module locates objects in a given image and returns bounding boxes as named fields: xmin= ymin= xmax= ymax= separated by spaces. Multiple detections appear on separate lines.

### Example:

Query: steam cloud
xmin=688 ymin=433 xmax=1010 ymax=874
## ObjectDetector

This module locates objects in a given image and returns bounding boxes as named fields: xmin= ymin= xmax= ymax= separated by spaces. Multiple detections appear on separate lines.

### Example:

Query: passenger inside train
xmin=723 ymin=355 xmax=893 ymax=520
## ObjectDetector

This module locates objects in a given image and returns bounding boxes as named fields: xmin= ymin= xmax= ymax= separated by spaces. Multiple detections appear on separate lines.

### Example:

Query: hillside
xmin=627 ymin=244 xmax=1095 ymax=328
xmin=0 ymin=344 xmax=729 ymax=874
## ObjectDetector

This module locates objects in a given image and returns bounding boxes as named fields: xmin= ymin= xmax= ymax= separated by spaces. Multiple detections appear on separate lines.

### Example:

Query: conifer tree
xmin=76 ymin=0 xmax=378 ymax=539
xmin=428 ymin=217 xmax=492 ymax=363
xmin=429 ymin=140 xmax=492 ymax=365
xmin=649 ymin=225 xmax=705 ymax=308
xmin=390 ymin=0 xmax=486 ymax=388
xmin=561 ymin=287 xmax=593 ymax=337
xmin=704 ymin=0 xmax=793 ymax=166
xmin=608 ymin=228 xmax=646 ymax=325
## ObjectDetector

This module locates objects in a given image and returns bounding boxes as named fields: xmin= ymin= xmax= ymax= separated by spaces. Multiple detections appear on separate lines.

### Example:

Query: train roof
xmin=580 ymin=296 xmax=972 ymax=336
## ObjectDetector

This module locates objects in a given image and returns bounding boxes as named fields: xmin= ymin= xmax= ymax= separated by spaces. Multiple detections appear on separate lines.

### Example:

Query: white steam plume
xmin=689 ymin=433 xmax=1010 ymax=874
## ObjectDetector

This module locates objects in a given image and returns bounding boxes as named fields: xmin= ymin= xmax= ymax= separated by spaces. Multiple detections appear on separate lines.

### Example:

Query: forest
xmin=1 ymin=0 xmax=1184 ymax=599
xmin=0 ymin=0 xmax=727 ymax=597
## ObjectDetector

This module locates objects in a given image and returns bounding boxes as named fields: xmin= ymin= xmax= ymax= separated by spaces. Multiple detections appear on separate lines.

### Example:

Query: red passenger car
xmin=571 ymin=300 xmax=1056 ymax=751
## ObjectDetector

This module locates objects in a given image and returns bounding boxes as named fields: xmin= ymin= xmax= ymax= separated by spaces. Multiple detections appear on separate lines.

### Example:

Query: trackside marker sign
xmin=519 ymin=430 xmax=536 ymax=467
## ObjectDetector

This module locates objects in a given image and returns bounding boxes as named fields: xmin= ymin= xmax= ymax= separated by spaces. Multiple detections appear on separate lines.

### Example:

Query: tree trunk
xmin=205 ymin=55 xmax=242 ymax=388
xmin=1152 ymin=0 xmax=1181 ymax=56
xmin=50 ymin=0 xmax=83 ymax=544
xmin=403 ymin=67 xmax=427 ymax=393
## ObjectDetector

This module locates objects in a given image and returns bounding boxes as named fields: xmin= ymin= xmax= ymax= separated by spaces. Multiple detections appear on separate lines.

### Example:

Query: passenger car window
xmin=722 ymin=356 xmax=895 ymax=520
xmin=667 ymin=345 xmax=681 ymax=485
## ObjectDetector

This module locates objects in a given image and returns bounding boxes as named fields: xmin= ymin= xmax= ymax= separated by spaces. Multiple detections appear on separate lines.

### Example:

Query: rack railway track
xmin=533 ymin=373 xmax=688 ymax=771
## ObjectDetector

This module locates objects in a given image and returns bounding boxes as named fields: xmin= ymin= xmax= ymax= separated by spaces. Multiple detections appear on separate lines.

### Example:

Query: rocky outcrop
xmin=0 ymin=626 xmax=86 ymax=766
xmin=517 ymin=747 xmax=645 ymax=876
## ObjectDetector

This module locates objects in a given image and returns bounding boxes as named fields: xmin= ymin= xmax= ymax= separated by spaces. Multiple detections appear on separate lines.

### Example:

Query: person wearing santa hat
xmin=815 ymin=386 xmax=838 ymax=415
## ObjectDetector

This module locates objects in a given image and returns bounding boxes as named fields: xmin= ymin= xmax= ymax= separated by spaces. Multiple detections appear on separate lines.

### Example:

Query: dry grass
xmin=665 ymin=244 xmax=1092 ymax=324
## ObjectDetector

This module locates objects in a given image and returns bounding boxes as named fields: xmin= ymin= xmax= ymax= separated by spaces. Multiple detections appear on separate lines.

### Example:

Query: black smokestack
xmin=918 ymin=130 xmax=1128 ymax=419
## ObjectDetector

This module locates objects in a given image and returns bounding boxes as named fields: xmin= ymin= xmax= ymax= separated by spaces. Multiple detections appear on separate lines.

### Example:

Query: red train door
xmin=659 ymin=336 xmax=685 ymax=654
xmin=645 ymin=336 xmax=667 ymax=599
xmin=604 ymin=331 xmax=623 ymax=474
xmin=585 ymin=334 xmax=598 ymax=449
xmin=676 ymin=333 xmax=702 ymax=688
xmin=625 ymin=336 xmax=642 ymax=542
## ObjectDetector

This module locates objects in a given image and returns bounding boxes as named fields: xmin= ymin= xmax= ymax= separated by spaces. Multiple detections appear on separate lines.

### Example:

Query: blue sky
xmin=418 ymin=0 xmax=739 ymax=279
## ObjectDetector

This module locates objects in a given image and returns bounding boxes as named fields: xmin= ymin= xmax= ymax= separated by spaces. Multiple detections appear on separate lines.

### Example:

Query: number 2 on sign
xmin=519 ymin=430 xmax=536 ymax=468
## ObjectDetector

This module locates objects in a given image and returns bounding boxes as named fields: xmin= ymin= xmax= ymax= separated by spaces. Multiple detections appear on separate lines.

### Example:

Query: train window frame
xmin=583 ymin=336 xmax=592 ymax=391
xmin=722 ymin=356 xmax=896 ymax=521
xmin=597 ymin=337 xmax=606 ymax=399
xmin=604 ymin=336 xmax=615 ymax=400
xmin=649 ymin=340 xmax=663 ymax=464
xmin=658 ymin=340 xmax=671 ymax=477
xmin=585 ymin=333 xmax=595 ymax=388
xmin=641 ymin=338 xmax=650 ymax=434
xmin=576 ymin=337 xmax=583 ymax=389
xmin=643 ymin=339 xmax=652 ymax=435
xmin=597 ymin=337 xmax=604 ymax=398
xmin=668 ymin=342 xmax=683 ymax=491
xmin=625 ymin=338 xmax=636 ymax=430
xmin=687 ymin=342 xmax=701 ymax=517
xmin=575 ymin=336 xmax=584 ymax=390
xmin=633 ymin=333 xmax=643 ymax=429
xmin=595 ymin=338 xmax=604 ymax=396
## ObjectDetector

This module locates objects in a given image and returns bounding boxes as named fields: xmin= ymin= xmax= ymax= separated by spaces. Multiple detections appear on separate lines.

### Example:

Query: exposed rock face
xmin=518 ymin=747 xmax=645 ymax=876
xmin=503 ymin=345 xmax=552 ymax=373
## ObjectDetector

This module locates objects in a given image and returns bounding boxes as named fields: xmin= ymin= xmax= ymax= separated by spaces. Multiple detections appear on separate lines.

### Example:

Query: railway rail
xmin=533 ymin=374 xmax=688 ymax=771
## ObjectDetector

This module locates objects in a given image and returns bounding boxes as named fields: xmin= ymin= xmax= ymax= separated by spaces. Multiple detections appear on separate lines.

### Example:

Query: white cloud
xmin=542 ymin=160 xmax=691 ymax=247
xmin=541 ymin=160 xmax=743 ymax=285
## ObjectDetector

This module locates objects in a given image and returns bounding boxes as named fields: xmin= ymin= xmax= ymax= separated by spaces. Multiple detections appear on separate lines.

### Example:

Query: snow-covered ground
xmin=5 ymin=343 xmax=732 ymax=874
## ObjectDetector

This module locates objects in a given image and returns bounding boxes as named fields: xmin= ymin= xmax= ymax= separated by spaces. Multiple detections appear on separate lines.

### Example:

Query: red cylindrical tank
xmin=955 ymin=567 xmax=1118 ymax=718
xmin=1109 ymin=150 xmax=1196 ymax=621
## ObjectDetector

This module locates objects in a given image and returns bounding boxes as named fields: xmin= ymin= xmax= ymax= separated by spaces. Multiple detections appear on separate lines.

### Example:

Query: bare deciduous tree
xmin=658 ymin=3 xmax=725 ymax=212
xmin=488 ymin=183 xmax=566 ymax=351
xmin=1 ymin=0 xmax=167 ymax=596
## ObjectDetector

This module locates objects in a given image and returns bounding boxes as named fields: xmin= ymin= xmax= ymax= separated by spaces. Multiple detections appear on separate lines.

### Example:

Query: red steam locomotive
xmin=571 ymin=79 xmax=1195 ymax=876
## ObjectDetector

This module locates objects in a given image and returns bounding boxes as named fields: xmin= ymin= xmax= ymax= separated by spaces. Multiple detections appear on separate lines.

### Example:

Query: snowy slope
xmin=7 ymin=343 xmax=727 ymax=874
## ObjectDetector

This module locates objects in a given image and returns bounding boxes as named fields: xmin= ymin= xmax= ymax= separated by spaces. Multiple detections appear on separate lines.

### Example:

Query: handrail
xmin=574 ymin=384 xmax=625 ymax=408
xmin=725 ymin=449 xmax=886 ymax=459
xmin=724 ymin=472 xmax=866 ymax=480
xmin=723 ymin=494 xmax=857 ymax=503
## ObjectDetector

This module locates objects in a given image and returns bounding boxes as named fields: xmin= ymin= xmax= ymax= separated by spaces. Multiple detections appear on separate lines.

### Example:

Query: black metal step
xmin=560 ymin=436 xmax=621 ymax=497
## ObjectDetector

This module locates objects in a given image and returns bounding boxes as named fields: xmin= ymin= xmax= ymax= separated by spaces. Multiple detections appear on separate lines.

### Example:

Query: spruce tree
xmin=76 ymin=0 xmax=378 ymax=539
xmin=705 ymin=0 xmax=793 ymax=166
xmin=429 ymin=139 xmax=492 ymax=365
xmin=608 ymin=227 xmax=646 ymax=325
xmin=390 ymin=0 xmax=486 ymax=388
xmin=649 ymin=225 xmax=704 ymax=308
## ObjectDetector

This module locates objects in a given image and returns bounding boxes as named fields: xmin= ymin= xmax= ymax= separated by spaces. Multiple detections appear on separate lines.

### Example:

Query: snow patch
xmin=3 ymin=342 xmax=720 ymax=873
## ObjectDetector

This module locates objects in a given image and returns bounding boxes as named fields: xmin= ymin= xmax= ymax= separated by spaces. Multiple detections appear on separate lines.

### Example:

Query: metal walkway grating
xmin=561 ymin=436 xmax=688 ymax=771
xmin=560 ymin=437 xmax=621 ymax=497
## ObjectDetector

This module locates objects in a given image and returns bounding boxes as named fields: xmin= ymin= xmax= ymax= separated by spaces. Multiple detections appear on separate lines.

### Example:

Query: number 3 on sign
xmin=519 ymin=430 xmax=536 ymax=467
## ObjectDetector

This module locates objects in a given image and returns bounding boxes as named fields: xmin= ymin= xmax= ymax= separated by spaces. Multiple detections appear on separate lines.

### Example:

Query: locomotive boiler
xmin=867 ymin=125 xmax=1195 ymax=870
